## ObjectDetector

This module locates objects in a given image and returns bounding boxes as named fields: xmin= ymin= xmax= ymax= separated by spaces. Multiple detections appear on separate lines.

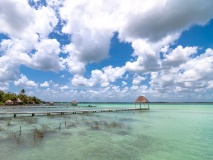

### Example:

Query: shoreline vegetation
xmin=0 ymin=89 xmax=42 ymax=106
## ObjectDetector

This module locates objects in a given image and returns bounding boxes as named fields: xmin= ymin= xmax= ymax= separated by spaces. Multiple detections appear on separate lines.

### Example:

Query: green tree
xmin=2 ymin=92 xmax=17 ymax=102
xmin=20 ymin=89 xmax=25 ymax=95
xmin=0 ymin=90 xmax=4 ymax=104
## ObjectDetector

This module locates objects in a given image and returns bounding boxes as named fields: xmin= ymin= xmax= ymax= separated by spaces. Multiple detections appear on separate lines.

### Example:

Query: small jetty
xmin=0 ymin=107 xmax=149 ymax=118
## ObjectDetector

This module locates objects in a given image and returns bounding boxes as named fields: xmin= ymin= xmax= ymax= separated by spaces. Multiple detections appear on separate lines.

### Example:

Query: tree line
xmin=0 ymin=89 xmax=42 ymax=105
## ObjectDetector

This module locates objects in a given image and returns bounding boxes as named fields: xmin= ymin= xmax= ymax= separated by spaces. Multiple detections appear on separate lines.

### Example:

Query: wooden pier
xmin=0 ymin=107 xmax=149 ymax=118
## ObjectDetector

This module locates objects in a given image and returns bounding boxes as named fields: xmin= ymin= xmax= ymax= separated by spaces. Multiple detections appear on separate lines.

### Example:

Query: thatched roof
xmin=5 ymin=100 xmax=14 ymax=105
xmin=49 ymin=102 xmax=54 ymax=105
xmin=71 ymin=100 xmax=78 ymax=106
xmin=135 ymin=96 xmax=149 ymax=103
xmin=71 ymin=100 xmax=77 ymax=103
xmin=17 ymin=98 xmax=23 ymax=103
xmin=5 ymin=100 xmax=13 ymax=103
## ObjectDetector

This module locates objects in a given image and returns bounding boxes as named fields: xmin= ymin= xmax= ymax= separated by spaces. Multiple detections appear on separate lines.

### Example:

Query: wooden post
xmin=19 ymin=126 xmax=21 ymax=136
xmin=14 ymin=114 xmax=16 ymax=117
xmin=32 ymin=113 xmax=35 ymax=116
xmin=59 ymin=123 xmax=61 ymax=131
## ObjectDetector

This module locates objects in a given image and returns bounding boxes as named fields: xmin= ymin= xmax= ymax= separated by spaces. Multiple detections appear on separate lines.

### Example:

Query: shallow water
xmin=0 ymin=103 xmax=213 ymax=160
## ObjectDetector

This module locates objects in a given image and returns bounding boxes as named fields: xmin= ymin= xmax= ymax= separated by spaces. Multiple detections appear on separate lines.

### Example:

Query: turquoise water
xmin=0 ymin=103 xmax=212 ymax=160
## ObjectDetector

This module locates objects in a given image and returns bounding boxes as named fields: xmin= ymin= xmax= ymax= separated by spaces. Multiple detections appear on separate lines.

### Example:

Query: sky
xmin=1 ymin=0 xmax=213 ymax=102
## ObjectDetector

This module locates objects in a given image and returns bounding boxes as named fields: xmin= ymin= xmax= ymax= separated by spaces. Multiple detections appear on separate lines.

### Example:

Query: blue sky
xmin=1 ymin=0 xmax=213 ymax=102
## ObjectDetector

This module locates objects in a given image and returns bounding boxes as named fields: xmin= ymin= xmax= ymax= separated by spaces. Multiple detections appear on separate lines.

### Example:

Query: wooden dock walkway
xmin=0 ymin=107 xmax=149 ymax=117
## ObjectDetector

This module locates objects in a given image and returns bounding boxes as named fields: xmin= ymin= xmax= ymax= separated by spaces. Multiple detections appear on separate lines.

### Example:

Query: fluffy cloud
xmin=40 ymin=81 xmax=49 ymax=87
xmin=149 ymin=48 xmax=213 ymax=95
xmin=207 ymin=81 xmax=213 ymax=89
xmin=119 ymin=0 xmax=213 ymax=42
xmin=62 ymin=44 xmax=86 ymax=74
xmin=0 ymin=0 xmax=34 ymax=39
xmin=60 ymin=85 xmax=69 ymax=90
xmin=162 ymin=45 xmax=198 ymax=67
xmin=0 ymin=56 xmax=19 ymax=82
xmin=1 ymin=38 xmax=64 ymax=72
xmin=14 ymin=74 xmax=38 ymax=88
xmin=132 ymin=75 xmax=145 ymax=86
xmin=0 ymin=0 xmax=62 ymax=83
xmin=33 ymin=6 xmax=58 ymax=38
xmin=31 ymin=39 xmax=64 ymax=71
xmin=2 ymin=0 xmax=213 ymax=74
xmin=125 ymin=35 xmax=179 ymax=73
xmin=59 ymin=0 xmax=117 ymax=73
xmin=0 ymin=82 xmax=9 ymax=91
xmin=58 ymin=0 xmax=213 ymax=81
xmin=149 ymin=70 xmax=176 ymax=93
xmin=176 ymin=48 xmax=213 ymax=87
xmin=72 ymin=66 xmax=126 ymax=87
xmin=1 ymin=39 xmax=33 ymax=65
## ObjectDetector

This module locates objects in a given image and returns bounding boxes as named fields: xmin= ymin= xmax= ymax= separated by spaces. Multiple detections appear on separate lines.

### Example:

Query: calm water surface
xmin=0 ymin=103 xmax=212 ymax=160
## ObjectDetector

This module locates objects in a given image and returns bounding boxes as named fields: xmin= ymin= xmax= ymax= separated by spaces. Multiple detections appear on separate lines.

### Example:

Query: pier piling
xmin=59 ymin=123 xmax=61 ymax=131
xmin=19 ymin=126 xmax=21 ymax=136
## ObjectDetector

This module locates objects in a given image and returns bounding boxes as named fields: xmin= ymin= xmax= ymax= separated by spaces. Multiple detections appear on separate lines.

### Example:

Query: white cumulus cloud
xmin=14 ymin=74 xmax=38 ymax=88
xmin=72 ymin=66 xmax=126 ymax=87
xmin=40 ymin=81 xmax=50 ymax=87
xmin=0 ymin=56 xmax=19 ymax=82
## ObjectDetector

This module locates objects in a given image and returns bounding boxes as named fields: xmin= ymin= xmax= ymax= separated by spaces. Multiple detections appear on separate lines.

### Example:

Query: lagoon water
xmin=0 ymin=103 xmax=213 ymax=160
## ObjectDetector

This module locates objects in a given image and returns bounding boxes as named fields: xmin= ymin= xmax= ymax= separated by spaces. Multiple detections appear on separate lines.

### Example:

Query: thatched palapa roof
xmin=16 ymin=98 xmax=23 ymax=105
xmin=17 ymin=98 xmax=23 ymax=103
xmin=135 ymin=96 xmax=149 ymax=103
xmin=71 ymin=100 xmax=78 ymax=106
xmin=5 ymin=100 xmax=14 ymax=105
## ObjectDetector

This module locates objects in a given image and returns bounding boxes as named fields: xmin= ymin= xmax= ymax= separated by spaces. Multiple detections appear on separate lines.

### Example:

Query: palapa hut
xmin=71 ymin=100 xmax=78 ymax=106
xmin=5 ymin=100 xmax=14 ymax=105
xmin=135 ymin=96 xmax=149 ymax=109
xmin=17 ymin=98 xmax=23 ymax=105
xmin=49 ymin=102 xmax=54 ymax=105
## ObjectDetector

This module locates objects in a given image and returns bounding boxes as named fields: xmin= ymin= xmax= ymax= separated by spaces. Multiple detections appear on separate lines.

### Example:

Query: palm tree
xmin=20 ymin=89 xmax=25 ymax=95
